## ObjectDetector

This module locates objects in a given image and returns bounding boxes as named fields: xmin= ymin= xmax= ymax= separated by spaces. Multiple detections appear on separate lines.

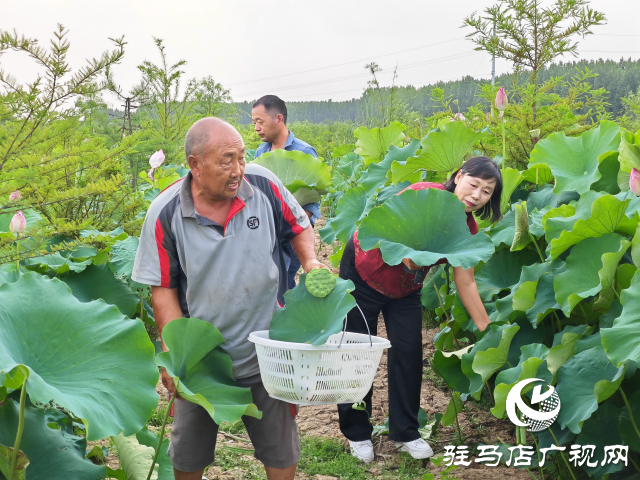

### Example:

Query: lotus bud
xmin=630 ymin=168 xmax=640 ymax=196
xmin=453 ymin=113 xmax=466 ymax=121
xmin=529 ymin=129 xmax=541 ymax=144
xmin=9 ymin=211 xmax=26 ymax=234
xmin=149 ymin=149 xmax=165 ymax=169
xmin=148 ymin=168 xmax=155 ymax=182
xmin=453 ymin=99 xmax=459 ymax=106
xmin=9 ymin=190 xmax=21 ymax=201
xmin=495 ymin=87 xmax=508 ymax=112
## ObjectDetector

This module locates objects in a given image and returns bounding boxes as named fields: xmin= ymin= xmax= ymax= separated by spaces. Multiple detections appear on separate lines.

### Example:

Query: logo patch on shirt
xmin=247 ymin=216 xmax=260 ymax=229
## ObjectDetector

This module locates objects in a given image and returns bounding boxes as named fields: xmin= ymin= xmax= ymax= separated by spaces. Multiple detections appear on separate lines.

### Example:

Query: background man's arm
xmin=151 ymin=285 xmax=184 ymax=397
xmin=290 ymin=225 xmax=324 ymax=272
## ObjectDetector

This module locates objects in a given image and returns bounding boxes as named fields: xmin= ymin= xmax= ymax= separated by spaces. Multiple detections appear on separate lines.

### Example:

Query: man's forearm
xmin=151 ymin=286 xmax=184 ymax=352
xmin=289 ymin=225 xmax=322 ymax=273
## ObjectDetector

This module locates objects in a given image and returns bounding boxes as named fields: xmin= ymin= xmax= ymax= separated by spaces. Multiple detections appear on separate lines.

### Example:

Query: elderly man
xmin=252 ymin=95 xmax=321 ymax=290
xmin=132 ymin=117 xmax=323 ymax=480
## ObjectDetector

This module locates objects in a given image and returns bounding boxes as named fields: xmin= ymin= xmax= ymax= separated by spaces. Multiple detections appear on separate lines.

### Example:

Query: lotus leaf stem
xmin=15 ymin=237 xmax=20 ymax=271
xmin=502 ymin=118 xmax=506 ymax=168
xmin=548 ymin=428 xmax=577 ymax=480
xmin=529 ymin=234 xmax=545 ymax=263
xmin=433 ymin=284 xmax=460 ymax=349
xmin=620 ymin=387 xmax=640 ymax=441
xmin=146 ymin=395 xmax=175 ymax=480
xmin=8 ymin=383 xmax=27 ymax=480
xmin=531 ymin=432 xmax=545 ymax=479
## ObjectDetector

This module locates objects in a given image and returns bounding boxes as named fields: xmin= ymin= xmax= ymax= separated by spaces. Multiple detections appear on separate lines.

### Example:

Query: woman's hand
xmin=401 ymin=257 xmax=421 ymax=271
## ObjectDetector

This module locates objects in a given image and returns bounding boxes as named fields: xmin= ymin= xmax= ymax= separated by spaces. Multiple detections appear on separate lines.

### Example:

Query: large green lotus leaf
xmin=491 ymin=343 xmax=552 ymax=418
xmin=253 ymin=149 xmax=331 ymax=194
xmin=354 ymin=121 xmax=405 ymax=164
xmin=0 ymin=263 xmax=21 ymax=287
xmin=547 ymin=193 xmax=631 ymax=259
xmin=555 ymin=346 xmax=626 ymax=433
xmin=329 ymin=186 xmax=369 ymax=244
xmin=487 ymin=208 xmax=516 ymax=247
xmin=24 ymin=252 xmax=92 ymax=274
xmin=110 ymin=237 xmax=149 ymax=295
xmin=474 ymin=249 xmax=538 ymax=302
xmin=135 ymin=427 xmax=173 ymax=480
xmin=0 ymin=445 xmax=28 ymax=480
xmin=526 ymin=185 xmax=560 ymax=211
xmin=546 ymin=326 xmax=588 ymax=377
xmin=332 ymin=152 xmax=363 ymax=190
xmin=619 ymin=389 xmax=640 ymax=452
xmin=619 ymin=129 xmax=640 ymax=173
xmin=460 ymin=323 xmax=520 ymax=399
xmin=0 ymin=273 xmax=159 ymax=441
xmin=111 ymin=433 xmax=158 ymax=480
xmin=318 ymin=219 xmax=337 ymax=244
xmin=528 ymin=120 xmax=620 ymax=194
xmin=292 ymin=187 xmax=321 ymax=206
xmin=0 ymin=398 xmax=106 ymax=480
xmin=575 ymin=404 xmax=627 ymax=477
xmin=360 ymin=140 xmax=421 ymax=195
xmin=554 ymin=234 xmax=630 ymax=315
xmin=358 ymin=188 xmax=495 ymax=269
xmin=500 ymin=168 xmax=524 ymax=214
xmin=156 ymin=317 xmax=261 ymax=424
xmin=521 ymin=164 xmax=554 ymax=185
xmin=420 ymin=265 xmax=446 ymax=310
xmin=602 ymin=268 xmax=640 ymax=367
xmin=390 ymin=121 xmax=486 ymax=182
xmin=510 ymin=201 xmax=530 ymax=251
xmin=269 ymin=274 xmax=356 ymax=345
xmin=591 ymin=150 xmax=621 ymax=194
xmin=61 ymin=263 xmax=139 ymax=317
xmin=431 ymin=350 xmax=470 ymax=393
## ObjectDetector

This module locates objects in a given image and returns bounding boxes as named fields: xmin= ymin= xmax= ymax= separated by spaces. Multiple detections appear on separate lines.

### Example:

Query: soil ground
xmin=94 ymin=218 xmax=537 ymax=480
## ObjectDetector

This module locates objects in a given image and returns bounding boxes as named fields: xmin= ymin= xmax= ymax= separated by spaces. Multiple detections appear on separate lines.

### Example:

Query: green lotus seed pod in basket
xmin=306 ymin=268 xmax=337 ymax=298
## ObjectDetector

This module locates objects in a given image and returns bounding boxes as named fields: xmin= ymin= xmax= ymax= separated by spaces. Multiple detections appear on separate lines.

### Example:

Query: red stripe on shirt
xmin=155 ymin=219 xmax=171 ymax=288
xmin=269 ymin=180 xmax=304 ymax=235
xmin=224 ymin=196 xmax=246 ymax=235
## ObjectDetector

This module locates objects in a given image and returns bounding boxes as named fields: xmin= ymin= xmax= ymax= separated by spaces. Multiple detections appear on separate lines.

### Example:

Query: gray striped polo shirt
xmin=132 ymin=164 xmax=310 ymax=378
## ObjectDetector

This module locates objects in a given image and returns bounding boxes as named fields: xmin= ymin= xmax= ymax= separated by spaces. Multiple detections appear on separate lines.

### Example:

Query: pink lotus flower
xmin=149 ymin=149 xmax=165 ymax=169
xmin=453 ymin=113 xmax=466 ymax=121
xmin=9 ymin=211 xmax=26 ymax=234
xmin=630 ymin=168 xmax=640 ymax=196
xmin=495 ymin=87 xmax=508 ymax=118
xmin=9 ymin=190 xmax=21 ymax=201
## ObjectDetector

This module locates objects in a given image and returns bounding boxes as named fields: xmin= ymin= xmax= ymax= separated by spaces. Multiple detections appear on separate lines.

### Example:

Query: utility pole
xmin=491 ymin=19 xmax=496 ymax=86
xmin=120 ymin=97 xmax=138 ymax=138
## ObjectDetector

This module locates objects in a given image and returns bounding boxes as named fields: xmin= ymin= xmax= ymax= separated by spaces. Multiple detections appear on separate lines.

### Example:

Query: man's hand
xmin=401 ymin=257 xmax=421 ymax=271
xmin=304 ymin=209 xmax=313 ymax=219
xmin=161 ymin=368 xmax=182 ymax=400
xmin=301 ymin=258 xmax=327 ymax=273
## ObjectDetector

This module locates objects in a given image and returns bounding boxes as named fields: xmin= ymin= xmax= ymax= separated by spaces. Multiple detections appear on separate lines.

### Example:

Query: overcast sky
xmin=1 ymin=0 xmax=639 ymax=108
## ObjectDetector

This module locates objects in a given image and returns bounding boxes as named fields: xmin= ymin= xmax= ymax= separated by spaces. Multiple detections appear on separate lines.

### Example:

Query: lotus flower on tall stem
xmin=495 ymin=87 xmax=508 ymax=167
xmin=630 ymin=168 xmax=640 ymax=196
xmin=9 ymin=211 xmax=26 ymax=271
xmin=148 ymin=149 xmax=165 ymax=189
xmin=9 ymin=190 xmax=21 ymax=201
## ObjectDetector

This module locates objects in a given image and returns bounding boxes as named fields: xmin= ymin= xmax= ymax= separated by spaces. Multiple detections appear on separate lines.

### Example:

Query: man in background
xmin=252 ymin=95 xmax=321 ymax=290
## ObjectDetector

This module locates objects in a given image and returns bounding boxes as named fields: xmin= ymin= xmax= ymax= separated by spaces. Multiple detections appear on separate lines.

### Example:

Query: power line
xmin=232 ymin=51 xmax=482 ymax=99
xmin=225 ymin=36 xmax=467 ymax=87
xmin=581 ymin=50 xmax=640 ymax=53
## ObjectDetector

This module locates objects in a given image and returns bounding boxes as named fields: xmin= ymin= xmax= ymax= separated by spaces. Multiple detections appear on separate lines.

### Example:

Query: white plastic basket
xmin=248 ymin=330 xmax=391 ymax=406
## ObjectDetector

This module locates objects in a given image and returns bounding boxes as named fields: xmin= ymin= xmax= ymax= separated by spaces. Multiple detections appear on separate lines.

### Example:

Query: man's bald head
xmin=184 ymin=117 xmax=242 ymax=161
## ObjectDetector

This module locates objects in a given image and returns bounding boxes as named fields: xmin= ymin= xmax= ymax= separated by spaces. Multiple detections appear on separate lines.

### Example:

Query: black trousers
xmin=337 ymin=237 xmax=424 ymax=442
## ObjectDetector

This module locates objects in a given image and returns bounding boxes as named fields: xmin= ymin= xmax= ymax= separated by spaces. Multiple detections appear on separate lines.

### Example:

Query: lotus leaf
xmin=591 ymin=151 xmax=621 ymax=194
xmin=329 ymin=186 xmax=369 ymax=244
xmin=619 ymin=389 xmax=640 ymax=452
xmin=546 ymin=326 xmax=588 ymax=377
xmin=135 ymin=427 xmax=173 ymax=480
xmin=354 ymin=121 xmax=405 ymax=164
xmin=521 ymin=164 xmax=553 ymax=185
xmin=358 ymin=188 xmax=495 ymax=270
xmin=554 ymin=234 xmax=630 ymax=315
xmin=601 ymin=269 xmax=640 ymax=367
xmin=0 ymin=398 xmax=105 ymax=479
xmin=61 ymin=263 xmax=139 ymax=317
xmin=470 ymin=324 xmax=520 ymax=394
xmin=269 ymin=274 xmax=357 ymax=345
xmin=0 ymin=264 xmax=21 ymax=287
xmin=253 ymin=149 xmax=331 ymax=198
xmin=474 ymin=249 xmax=538 ymax=302
xmin=110 ymin=237 xmax=149 ymax=294
xmin=555 ymin=346 xmax=626 ymax=433
xmin=619 ymin=129 xmax=640 ymax=173
xmin=431 ymin=350 xmax=470 ymax=393
xmin=528 ymin=120 xmax=620 ymax=194
xmin=441 ymin=391 xmax=463 ymax=427
xmin=156 ymin=317 xmax=261 ymax=424
xmin=0 ymin=273 xmax=159 ymax=440
xmin=500 ymin=168 xmax=524 ymax=214
xmin=111 ymin=433 xmax=158 ymax=480
xmin=359 ymin=140 xmax=420 ymax=195
xmin=420 ymin=265 xmax=446 ymax=309
xmin=24 ymin=252 xmax=92 ymax=274
xmin=575 ymin=404 xmax=626 ymax=477
xmin=0 ymin=445 xmax=28 ymax=480
xmin=526 ymin=185 xmax=560 ymax=211
xmin=487 ymin=208 xmax=516 ymax=248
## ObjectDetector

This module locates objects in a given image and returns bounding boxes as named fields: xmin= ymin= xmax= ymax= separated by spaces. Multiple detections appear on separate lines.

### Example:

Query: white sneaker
xmin=348 ymin=439 xmax=375 ymax=463
xmin=395 ymin=438 xmax=434 ymax=459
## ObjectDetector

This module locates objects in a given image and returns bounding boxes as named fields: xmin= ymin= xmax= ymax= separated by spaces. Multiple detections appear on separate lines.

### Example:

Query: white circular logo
xmin=506 ymin=378 xmax=561 ymax=432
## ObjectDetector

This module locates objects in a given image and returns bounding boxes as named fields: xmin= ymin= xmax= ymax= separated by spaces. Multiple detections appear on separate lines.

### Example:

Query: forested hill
xmin=235 ymin=58 xmax=640 ymax=123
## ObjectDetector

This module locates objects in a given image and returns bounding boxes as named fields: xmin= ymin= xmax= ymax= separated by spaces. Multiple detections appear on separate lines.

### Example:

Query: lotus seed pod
xmin=306 ymin=268 xmax=337 ymax=298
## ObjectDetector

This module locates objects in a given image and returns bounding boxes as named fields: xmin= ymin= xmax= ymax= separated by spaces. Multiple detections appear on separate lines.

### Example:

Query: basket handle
xmin=338 ymin=302 xmax=372 ymax=348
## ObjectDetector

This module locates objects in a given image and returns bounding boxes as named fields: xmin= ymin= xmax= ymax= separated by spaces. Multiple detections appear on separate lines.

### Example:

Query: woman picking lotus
xmin=338 ymin=156 xmax=503 ymax=463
